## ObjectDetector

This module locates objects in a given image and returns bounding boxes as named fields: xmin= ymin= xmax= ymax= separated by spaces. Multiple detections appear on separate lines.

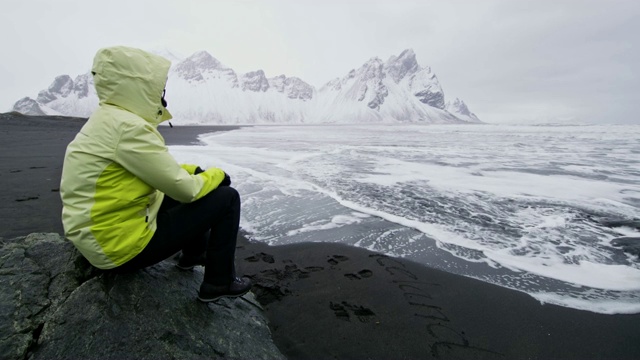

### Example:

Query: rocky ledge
xmin=0 ymin=233 xmax=284 ymax=360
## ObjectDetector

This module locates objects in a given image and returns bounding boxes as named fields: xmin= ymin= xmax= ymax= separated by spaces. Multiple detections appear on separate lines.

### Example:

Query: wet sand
xmin=1 ymin=112 xmax=639 ymax=359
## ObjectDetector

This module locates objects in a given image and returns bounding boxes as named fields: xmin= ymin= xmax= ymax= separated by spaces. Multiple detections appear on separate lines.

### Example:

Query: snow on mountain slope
xmin=12 ymin=49 xmax=480 ymax=124
xmin=312 ymin=49 xmax=463 ymax=123
xmin=446 ymin=98 xmax=481 ymax=123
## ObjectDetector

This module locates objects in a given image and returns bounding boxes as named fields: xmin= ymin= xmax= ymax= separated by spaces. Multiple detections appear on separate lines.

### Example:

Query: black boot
xmin=198 ymin=277 xmax=252 ymax=302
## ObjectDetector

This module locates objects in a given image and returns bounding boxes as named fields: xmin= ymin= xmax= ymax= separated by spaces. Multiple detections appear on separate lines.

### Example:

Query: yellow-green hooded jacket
xmin=60 ymin=46 xmax=226 ymax=269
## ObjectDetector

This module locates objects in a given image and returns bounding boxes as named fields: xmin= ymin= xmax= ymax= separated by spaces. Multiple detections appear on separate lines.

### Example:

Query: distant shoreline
xmin=159 ymin=124 xmax=245 ymax=145
xmin=0 ymin=112 xmax=246 ymax=146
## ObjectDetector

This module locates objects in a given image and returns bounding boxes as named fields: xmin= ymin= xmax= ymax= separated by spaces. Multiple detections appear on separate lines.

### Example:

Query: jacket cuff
xmin=180 ymin=164 xmax=199 ymax=175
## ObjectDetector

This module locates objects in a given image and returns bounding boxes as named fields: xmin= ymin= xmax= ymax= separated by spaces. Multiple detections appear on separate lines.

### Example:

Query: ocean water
xmin=169 ymin=124 xmax=640 ymax=314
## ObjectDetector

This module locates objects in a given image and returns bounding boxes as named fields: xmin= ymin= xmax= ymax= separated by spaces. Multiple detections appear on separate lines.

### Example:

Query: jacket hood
xmin=92 ymin=46 xmax=172 ymax=124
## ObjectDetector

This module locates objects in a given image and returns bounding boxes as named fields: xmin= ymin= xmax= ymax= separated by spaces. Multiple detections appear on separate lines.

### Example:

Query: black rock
xmin=0 ymin=233 xmax=284 ymax=360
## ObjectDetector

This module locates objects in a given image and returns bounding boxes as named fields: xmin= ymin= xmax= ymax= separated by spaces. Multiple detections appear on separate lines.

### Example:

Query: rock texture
xmin=11 ymin=98 xmax=48 ymax=116
xmin=268 ymin=75 xmax=314 ymax=101
xmin=0 ymin=233 xmax=284 ymax=360
xmin=173 ymin=51 xmax=226 ymax=83
xmin=241 ymin=70 xmax=270 ymax=92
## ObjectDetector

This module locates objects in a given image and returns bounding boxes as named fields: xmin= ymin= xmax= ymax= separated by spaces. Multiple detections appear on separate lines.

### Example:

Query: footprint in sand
xmin=329 ymin=301 xmax=376 ymax=323
xmin=330 ymin=302 xmax=351 ymax=321
xmin=304 ymin=266 xmax=324 ymax=272
xmin=15 ymin=196 xmax=39 ymax=202
xmin=258 ymin=263 xmax=321 ymax=281
xmin=344 ymin=269 xmax=373 ymax=280
xmin=244 ymin=252 xmax=275 ymax=264
xmin=327 ymin=255 xmax=349 ymax=265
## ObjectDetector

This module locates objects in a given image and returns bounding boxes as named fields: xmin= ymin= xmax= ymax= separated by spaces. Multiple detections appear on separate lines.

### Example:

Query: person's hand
xmin=220 ymin=172 xmax=231 ymax=186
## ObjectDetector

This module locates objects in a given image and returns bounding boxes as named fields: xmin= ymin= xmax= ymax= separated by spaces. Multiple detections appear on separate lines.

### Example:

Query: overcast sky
xmin=1 ymin=0 xmax=638 ymax=124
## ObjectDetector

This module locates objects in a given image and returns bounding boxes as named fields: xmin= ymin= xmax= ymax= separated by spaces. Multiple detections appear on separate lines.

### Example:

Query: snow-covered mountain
xmin=12 ymin=49 xmax=481 ymax=124
xmin=13 ymin=73 xmax=98 ymax=117
xmin=166 ymin=51 xmax=314 ymax=124
xmin=312 ymin=49 xmax=472 ymax=123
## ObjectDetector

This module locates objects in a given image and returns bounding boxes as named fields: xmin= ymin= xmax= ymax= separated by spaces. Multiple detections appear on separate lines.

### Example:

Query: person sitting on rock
xmin=59 ymin=46 xmax=251 ymax=302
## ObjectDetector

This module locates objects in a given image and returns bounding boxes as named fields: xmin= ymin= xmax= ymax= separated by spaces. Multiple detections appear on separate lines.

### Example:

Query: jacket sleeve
xmin=115 ymin=121 xmax=226 ymax=203
xmin=181 ymin=164 xmax=200 ymax=174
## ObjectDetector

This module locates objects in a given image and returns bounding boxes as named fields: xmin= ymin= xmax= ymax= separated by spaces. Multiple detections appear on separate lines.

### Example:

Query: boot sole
xmin=175 ymin=262 xmax=206 ymax=271
xmin=197 ymin=289 xmax=251 ymax=303
xmin=175 ymin=264 xmax=196 ymax=271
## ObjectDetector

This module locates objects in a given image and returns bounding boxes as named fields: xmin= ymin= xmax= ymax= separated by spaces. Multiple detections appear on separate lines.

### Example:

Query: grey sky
xmin=1 ymin=0 xmax=638 ymax=124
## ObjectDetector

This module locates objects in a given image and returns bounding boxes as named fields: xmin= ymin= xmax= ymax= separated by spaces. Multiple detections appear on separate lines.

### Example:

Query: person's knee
xmin=202 ymin=186 xmax=240 ymax=207
xmin=220 ymin=186 xmax=240 ymax=203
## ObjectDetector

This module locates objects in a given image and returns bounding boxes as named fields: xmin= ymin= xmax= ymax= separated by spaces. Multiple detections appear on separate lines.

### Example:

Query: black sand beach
xmin=1 ymin=112 xmax=639 ymax=359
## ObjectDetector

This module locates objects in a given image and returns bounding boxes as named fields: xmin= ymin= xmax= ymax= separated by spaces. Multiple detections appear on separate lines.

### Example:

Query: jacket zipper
xmin=145 ymin=204 xmax=149 ymax=223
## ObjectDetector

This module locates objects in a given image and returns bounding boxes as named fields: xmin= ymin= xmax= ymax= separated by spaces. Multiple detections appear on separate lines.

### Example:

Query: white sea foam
xmin=170 ymin=124 xmax=640 ymax=313
xmin=485 ymin=250 xmax=640 ymax=291
xmin=531 ymin=292 xmax=640 ymax=315
xmin=286 ymin=214 xmax=365 ymax=236
xmin=612 ymin=226 xmax=640 ymax=237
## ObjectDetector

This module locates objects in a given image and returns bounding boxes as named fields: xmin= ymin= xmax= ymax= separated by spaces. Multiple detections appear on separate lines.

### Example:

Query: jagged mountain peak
xmin=385 ymin=49 xmax=419 ymax=83
xmin=268 ymin=74 xmax=288 ymax=90
xmin=247 ymin=69 xmax=266 ymax=76
xmin=360 ymin=57 xmax=384 ymax=70
xmin=72 ymin=72 xmax=93 ymax=98
xmin=47 ymin=75 xmax=74 ymax=96
xmin=13 ymin=97 xmax=47 ymax=116
xmin=396 ymin=48 xmax=416 ymax=59
xmin=187 ymin=50 xmax=222 ymax=66
xmin=356 ymin=58 xmax=385 ymax=82
xmin=172 ymin=51 xmax=227 ymax=83
xmin=241 ymin=70 xmax=269 ymax=92
xmin=446 ymin=97 xmax=481 ymax=123
xmin=447 ymin=98 xmax=471 ymax=115
xmin=364 ymin=56 xmax=383 ymax=64
xmin=34 ymin=72 xmax=94 ymax=106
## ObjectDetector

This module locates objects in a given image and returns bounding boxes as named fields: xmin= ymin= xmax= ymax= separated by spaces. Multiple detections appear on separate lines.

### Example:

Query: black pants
xmin=113 ymin=186 xmax=241 ymax=285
